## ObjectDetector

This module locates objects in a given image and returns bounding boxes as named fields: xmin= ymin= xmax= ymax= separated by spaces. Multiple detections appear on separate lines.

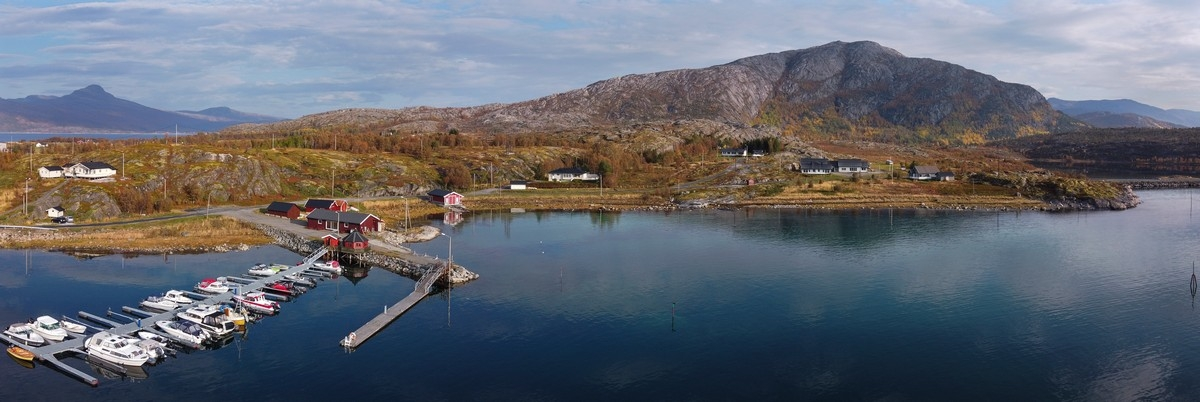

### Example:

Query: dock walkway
xmin=343 ymin=262 xmax=448 ymax=348
xmin=0 ymin=247 xmax=329 ymax=386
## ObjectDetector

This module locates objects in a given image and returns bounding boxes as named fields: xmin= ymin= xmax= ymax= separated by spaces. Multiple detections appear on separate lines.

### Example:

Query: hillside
xmin=227 ymin=41 xmax=1071 ymax=144
xmin=1049 ymin=98 xmax=1200 ymax=127
xmin=0 ymin=85 xmax=284 ymax=133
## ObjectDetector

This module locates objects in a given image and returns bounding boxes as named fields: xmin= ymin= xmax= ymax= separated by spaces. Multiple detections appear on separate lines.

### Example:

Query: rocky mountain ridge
xmin=230 ymin=41 xmax=1067 ymax=143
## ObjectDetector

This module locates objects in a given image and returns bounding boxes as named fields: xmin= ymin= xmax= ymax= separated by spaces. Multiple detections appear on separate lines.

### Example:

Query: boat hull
xmin=7 ymin=345 xmax=34 ymax=362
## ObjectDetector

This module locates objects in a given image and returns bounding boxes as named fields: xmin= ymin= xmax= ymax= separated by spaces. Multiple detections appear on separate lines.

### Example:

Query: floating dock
xmin=342 ymin=263 xmax=448 ymax=349
xmin=0 ymin=247 xmax=329 ymax=386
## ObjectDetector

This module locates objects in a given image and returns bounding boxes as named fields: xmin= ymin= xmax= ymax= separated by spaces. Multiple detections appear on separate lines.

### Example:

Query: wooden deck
xmin=342 ymin=263 xmax=448 ymax=349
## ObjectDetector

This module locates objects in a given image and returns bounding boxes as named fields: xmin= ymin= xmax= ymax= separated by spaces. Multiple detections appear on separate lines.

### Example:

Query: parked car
xmin=66 ymin=216 xmax=74 ymax=223
xmin=51 ymin=217 xmax=67 ymax=224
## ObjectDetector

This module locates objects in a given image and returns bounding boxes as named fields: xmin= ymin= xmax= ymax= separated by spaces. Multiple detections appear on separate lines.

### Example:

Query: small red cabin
xmin=321 ymin=234 xmax=340 ymax=248
xmin=305 ymin=209 xmax=385 ymax=233
xmin=304 ymin=198 xmax=349 ymax=213
xmin=265 ymin=201 xmax=302 ymax=219
xmin=340 ymin=230 xmax=370 ymax=254
xmin=427 ymin=189 xmax=463 ymax=206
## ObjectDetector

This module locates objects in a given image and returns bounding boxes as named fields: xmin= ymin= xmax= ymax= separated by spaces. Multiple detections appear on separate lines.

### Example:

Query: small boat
xmin=233 ymin=291 xmax=280 ymax=315
xmin=85 ymin=331 xmax=150 ymax=367
xmin=86 ymin=355 xmax=149 ymax=380
xmin=7 ymin=345 xmax=34 ymax=362
xmin=312 ymin=260 xmax=342 ymax=274
xmin=283 ymin=273 xmax=317 ymax=288
xmin=246 ymin=263 xmax=278 ymax=277
xmin=140 ymin=295 xmax=180 ymax=311
xmin=60 ymin=318 xmax=87 ymax=334
xmin=155 ymin=320 xmax=209 ymax=346
xmin=176 ymin=304 xmax=237 ymax=338
xmin=30 ymin=315 xmax=69 ymax=342
xmin=195 ymin=278 xmax=233 ymax=295
xmin=136 ymin=338 xmax=168 ymax=361
xmin=4 ymin=323 xmax=46 ymax=346
xmin=262 ymin=281 xmax=304 ymax=297
xmin=162 ymin=290 xmax=195 ymax=305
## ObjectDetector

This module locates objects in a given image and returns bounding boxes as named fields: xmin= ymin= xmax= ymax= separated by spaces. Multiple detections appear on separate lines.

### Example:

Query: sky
xmin=0 ymin=0 xmax=1197 ymax=119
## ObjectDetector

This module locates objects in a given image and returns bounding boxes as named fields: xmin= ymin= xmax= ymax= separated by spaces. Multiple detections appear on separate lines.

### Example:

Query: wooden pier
xmin=341 ymin=263 xmax=448 ymax=349
xmin=0 ymin=247 xmax=330 ymax=386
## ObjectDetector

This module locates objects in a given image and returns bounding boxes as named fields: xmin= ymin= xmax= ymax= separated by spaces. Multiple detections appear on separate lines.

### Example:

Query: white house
xmin=63 ymin=161 xmax=117 ymax=179
xmin=799 ymin=158 xmax=834 ymax=175
xmin=47 ymin=206 xmax=64 ymax=218
xmin=909 ymin=166 xmax=941 ymax=180
xmin=720 ymin=148 xmax=748 ymax=157
xmin=547 ymin=167 xmax=599 ymax=182
xmin=509 ymin=180 xmax=528 ymax=190
xmin=834 ymin=159 xmax=870 ymax=173
xmin=38 ymin=165 xmax=64 ymax=178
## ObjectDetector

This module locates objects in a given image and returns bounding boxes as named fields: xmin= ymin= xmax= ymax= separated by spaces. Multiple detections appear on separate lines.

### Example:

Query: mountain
xmin=230 ymin=41 xmax=1068 ymax=143
xmin=0 ymin=85 xmax=284 ymax=133
xmin=1071 ymin=111 xmax=1183 ymax=129
xmin=1048 ymin=98 xmax=1200 ymax=127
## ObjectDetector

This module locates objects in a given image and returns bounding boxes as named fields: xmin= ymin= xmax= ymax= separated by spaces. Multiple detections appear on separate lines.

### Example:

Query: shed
xmin=304 ymin=198 xmax=348 ymax=212
xmin=265 ymin=201 xmax=302 ymax=219
xmin=427 ymin=189 xmax=464 ymax=206
xmin=340 ymin=230 xmax=370 ymax=254
xmin=321 ymin=234 xmax=340 ymax=248
xmin=509 ymin=180 xmax=528 ymax=190
xmin=38 ymin=166 xmax=64 ymax=178
xmin=47 ymin=206 xmax=65 ymax=218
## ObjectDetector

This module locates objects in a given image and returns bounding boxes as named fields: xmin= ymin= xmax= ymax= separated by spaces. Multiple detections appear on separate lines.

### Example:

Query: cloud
xmin=0 ymin=1 xmax=1197 ymax=118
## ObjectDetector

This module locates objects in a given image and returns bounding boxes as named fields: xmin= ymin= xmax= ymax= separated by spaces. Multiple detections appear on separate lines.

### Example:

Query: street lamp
xmin=441 ymin=232 xmax=453 ymax=274
xmin=402 ymin=196 xmax=410 ymax=229
xmin=206 ymin=192 xmax=212 ymax=219
xmin=24 ymin=177 xmax=30 ymax=216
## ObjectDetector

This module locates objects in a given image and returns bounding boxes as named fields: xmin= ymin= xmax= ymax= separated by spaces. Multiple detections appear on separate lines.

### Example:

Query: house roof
xmin=77 ymin=161 xmax=114 ymax=170
xmin=48 ymin=206 xmax=64 ymax=212
xmin=266 ymin=201 xmax=299 ymax=213
xmin=304 ymin=199 xmax=340 ymax=209
xmin=510 ymin=180 xmax=528 ymax=185
xmin=799 ymin=158 xmax=833 ymax=169
xmin=720 ymin=148 xmax=746 ymax=153
xmin=549 ymin=167 xmax=588 ymax=175
xmin=306 ymin=208 xmax=379 ymax=225
xmin=341 ymin=230 xmax=369 ymax=243
xmin=912 ymin=166 xmax=940 ymax=175
xmin=427 ymin=189 xmax=461 ymax=198
xmin=835 ymin=159 xmax=869 ymax=168
xmin=41 ymin=165 xmax=63 ymax=171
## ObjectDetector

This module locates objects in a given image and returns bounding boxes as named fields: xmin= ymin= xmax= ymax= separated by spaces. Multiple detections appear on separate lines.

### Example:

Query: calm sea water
xmin=3 ymin=190 xmax=1200 ymax=400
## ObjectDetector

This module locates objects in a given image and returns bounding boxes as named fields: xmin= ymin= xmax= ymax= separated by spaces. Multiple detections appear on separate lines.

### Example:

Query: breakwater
xmin=253 ymin=224 xmax=478 ymax=284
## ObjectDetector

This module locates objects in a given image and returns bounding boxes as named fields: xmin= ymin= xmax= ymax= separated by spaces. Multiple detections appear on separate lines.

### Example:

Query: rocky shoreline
xmin=253 ymin=224 xmax=478 ymax=285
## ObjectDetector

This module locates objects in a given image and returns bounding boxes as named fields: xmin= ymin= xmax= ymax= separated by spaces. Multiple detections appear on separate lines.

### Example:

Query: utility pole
xmin=24 ymin=177 xmax=29 ymax=216
xmin=330 ymin=167 xmax=334 ymax=197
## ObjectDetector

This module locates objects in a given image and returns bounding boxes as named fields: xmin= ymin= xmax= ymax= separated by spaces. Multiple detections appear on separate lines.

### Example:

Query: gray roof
xmin=306 ymin=208 xmax=378 ymax=225
xmin=834 ymin=159 xmax=869 ymax=169
xmin=428 ymin=189 xmax=459 ymax=197
xmin=800 ymin=158 xmax=833 ymax=169
xmin=342 ymin=230 xmax=369 ymax=243
xmin=41 ymin=165 xmax=63 ymax=171
xmin=266 ymin=201 xmax=299 ymax=213
xmin=78 ymin=161 xmax=114 ymax=170
xmin=549 ymin=167 xmax=588 ymax=175
xmin=912 ymin=166 xmax=940 ymax=175
xmin=304 ymin=199 xmax=339 ymax=209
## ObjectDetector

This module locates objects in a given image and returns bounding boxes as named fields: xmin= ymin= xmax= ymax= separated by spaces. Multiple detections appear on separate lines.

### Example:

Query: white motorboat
xmin=4 ymin=323 xmax=46 ymax=346
xmin=283 ymin=273 xmax=317 ymax=288
xmin=233 ymin=291 xmax=280 ymax=315
xmin=60 ymin=318 xmax=87 ymax=334
xmin=155 ymin=320 xmax=209 ymax=345
xmin=30 ymin=315 xmax=69 ymax=342
xmin=176 ymin=304 xmax=237 ymax=338
xmin=141 ymin=295 xmax=180 ymax=311
xmin=195 ymin=278 xmax=232 ymax=294
xmin=246 ymin=263 xmax=277 ymax=277
xmin=312 ymin=260 xmax=342 ymax=274
xmin=85 ymin=331 xmax=150 ymax=367
xmin=136 ymin=338 xmax=168 ymax=361
xmin=162 ymin=290 xmax=195 ymax=305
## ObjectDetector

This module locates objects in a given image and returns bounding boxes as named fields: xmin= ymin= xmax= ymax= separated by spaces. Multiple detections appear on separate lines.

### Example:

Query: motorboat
xmin=85 ymin=331 xmax=150 ymax=367
xmin=4 ymin=323 xmax=46 ymax=346
xmin=195 ymin=278 xmax=233 ymax=294
xmin=246 ymin=263 xmax=278 ymax=277
xmin=220 ymin=305 xmax=248 ymax=327
xmin=176 ymin=304 xmax=237 ymax=338
xmin=233 ymin=291 xmax=280 ymax=315
xmin=283 ymin=273 xmax=317 ymax=288
xmin=7 ymin=345 xmax=34 ymax=362
xmin=60 ymin=318 xmax=87 ymax=334
xmin=263 ymin=280 xmax=305 ymax=297
xmin=162 ymin=290 xmax=195 ymax=305
xmin=141 ymin=295 xmax=180 ymax=311
xmin=30 ymin=315 xmax=69 ymax=342
xmin=312 ymin=260 xmax=342 ymax=274
xmin=136 ymin=338 xmax=168 ymax=361
xmin=155 ymin=320 xmax=209 ymax=346
xmin=86 ymin=355 xmax=149 ymax=380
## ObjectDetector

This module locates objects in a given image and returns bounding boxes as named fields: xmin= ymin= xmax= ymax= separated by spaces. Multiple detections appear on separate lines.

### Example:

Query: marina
xmin=0 ymin=247 xmax=334 ymax=386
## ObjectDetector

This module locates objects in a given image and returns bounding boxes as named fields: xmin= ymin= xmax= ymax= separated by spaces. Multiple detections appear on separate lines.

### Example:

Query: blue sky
xmin=1 ymin=0 xmax=1197 ymax=119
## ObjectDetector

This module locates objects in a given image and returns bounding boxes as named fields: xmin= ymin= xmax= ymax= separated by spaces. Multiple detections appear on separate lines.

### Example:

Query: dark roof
xmin=834 ymin=159 xmax=869 ymax=168
xmin=304 ymin=199 xmax=337 ymax=209
xmin=49 ymin=205 xmax=64 ymax=212
xmin=266 ymin=201 xmax=299 ymax=213
xmin=78 ymin=161 xmax=114 ymax=170
xmin=428 ymin=189 xmax=460 ymax=197
xmin=912 ymin=166 xmax=940 ymax=175
xmin=341 ymin=230 xmax=368 ymax=243
xmin=41 ymin=165 xmax=63 ymax=171
xmin=549 ymin=167 xmax=588 ymax=175
xmin=720 ymin=148 xmax=746 ymax=153
xmin=510 ymin=180 xmax=528 ymax=185
xmin=306 ymin=208 xmax=378 ymax=225
xmin=799 ymin=158 xmax=833 ymax=169
xmin=937 ymin=171 xmax=955 ymax=177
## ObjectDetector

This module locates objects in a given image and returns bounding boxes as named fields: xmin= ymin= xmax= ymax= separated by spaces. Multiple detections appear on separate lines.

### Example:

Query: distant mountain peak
xmin=69 ymin=84 xmax=115 ymax=99
xmin=1049 ymin=98 xmax=1200 ymax=127
xmin=0 ymin=85 xmax=282 ymax=132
